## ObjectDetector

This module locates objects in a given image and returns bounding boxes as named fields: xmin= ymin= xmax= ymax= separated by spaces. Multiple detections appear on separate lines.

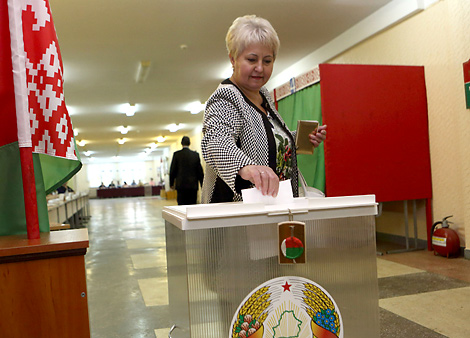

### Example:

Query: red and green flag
xmin=1 ymin=0 xmax=81 ymax=237
xmin=464 ymin=59 xmax=470 ymax=109
xmin=281 ymin=236 xmax=304 ymax=260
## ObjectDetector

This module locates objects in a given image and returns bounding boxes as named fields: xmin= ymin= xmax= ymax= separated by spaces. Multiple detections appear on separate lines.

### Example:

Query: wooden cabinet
xmin=0 ymin=229 xmax=90 ymax=337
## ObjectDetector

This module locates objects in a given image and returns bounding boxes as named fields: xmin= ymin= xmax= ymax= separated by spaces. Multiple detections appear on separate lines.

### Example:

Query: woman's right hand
xmin=238 ymin=165 xmax=279 ymax=197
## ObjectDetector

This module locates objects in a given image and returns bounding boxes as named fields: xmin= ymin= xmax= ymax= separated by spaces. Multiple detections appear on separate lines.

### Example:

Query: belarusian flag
xmin=1 ymin=0 xmax=81 ymax=237
xmin=281 ymin=236 xmax=304 ymax=260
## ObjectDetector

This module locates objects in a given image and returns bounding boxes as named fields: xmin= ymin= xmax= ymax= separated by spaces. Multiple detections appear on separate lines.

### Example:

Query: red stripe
xmin=464 ymin=60 xmax=470 ymax=83
xmin=0 ymin=0 xmax=19 ymax=147
xmin=273 ymin=88 xmax=278 ymax=110
xmin=285 ymin=236 xmax=303 ymax=248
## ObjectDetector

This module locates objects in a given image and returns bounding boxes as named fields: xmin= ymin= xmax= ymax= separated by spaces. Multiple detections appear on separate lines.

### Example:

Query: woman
xmin=201 ymin=15 xmax=326 ymax=204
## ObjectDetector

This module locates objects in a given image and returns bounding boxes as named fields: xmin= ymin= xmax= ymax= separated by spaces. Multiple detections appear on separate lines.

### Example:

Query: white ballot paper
xmin=242 ymin=180 xmax=296 ymax=260
xmin=242 ymin=179 xmax=294 ymax=205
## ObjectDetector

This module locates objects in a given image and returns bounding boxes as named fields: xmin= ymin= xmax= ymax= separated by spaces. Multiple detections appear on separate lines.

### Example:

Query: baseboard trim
xmin=376 ymin=232 xmax=427 ymax=249
xmin=377 ymin=232 xmax=468 ymax=258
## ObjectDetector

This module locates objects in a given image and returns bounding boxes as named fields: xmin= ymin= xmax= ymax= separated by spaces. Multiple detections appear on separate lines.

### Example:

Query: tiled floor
xmin=84 ymin=197 xmax=470 ymax=337
xmin=376 ymin=245 xmax=470 ymax=338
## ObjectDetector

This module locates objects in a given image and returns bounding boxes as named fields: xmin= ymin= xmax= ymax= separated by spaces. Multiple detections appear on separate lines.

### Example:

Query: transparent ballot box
xmin=162 ymin=195 xmax=379 ymax=338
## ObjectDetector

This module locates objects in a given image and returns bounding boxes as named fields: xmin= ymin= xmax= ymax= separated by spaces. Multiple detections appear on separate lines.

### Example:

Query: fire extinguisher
xmin=431 ymin=215 xmax=460 ymax=258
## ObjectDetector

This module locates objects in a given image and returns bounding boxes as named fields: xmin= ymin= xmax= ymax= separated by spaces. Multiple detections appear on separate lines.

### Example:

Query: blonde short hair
xmin=226 ymin=15 xmax=280 ymax=60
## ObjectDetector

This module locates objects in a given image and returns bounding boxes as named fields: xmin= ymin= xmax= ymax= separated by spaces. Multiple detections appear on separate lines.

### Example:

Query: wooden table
xmin=96 ymin=185 xmax=164 ymax=198
xmin=0 ymin=229 xmax=90 ymax=337
xmin=48 ymin=193 xmax=89 ymax=227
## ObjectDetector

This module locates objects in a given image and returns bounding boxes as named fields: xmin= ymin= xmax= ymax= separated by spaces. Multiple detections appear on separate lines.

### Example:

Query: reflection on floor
xmin=85 ymin=197 xmax=470 ymax=338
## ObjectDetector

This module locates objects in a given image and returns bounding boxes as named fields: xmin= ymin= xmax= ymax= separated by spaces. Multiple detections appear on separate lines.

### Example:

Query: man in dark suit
xmin=169 ymin=136 xmax=204 ymax=205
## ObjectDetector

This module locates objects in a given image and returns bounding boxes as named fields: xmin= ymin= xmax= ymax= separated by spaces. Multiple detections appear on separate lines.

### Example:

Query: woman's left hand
xmin=309 ymin=124 xmax=327 ymax=148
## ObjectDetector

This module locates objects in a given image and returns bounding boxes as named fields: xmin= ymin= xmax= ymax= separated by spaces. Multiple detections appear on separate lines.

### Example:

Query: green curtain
xmin=277 ymin=83 xmax=325 ymax=192
xmin=0 ymin=142 xmax=49 ymax=235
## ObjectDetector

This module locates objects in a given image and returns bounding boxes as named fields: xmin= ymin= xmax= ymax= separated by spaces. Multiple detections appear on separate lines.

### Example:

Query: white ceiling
xmin=48 ymin=0 xmax=396 ymax=163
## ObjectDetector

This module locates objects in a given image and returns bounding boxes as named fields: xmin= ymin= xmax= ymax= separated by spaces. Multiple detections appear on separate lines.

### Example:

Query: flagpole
xmin=19 ymin=148 xmax=40 ymax=239
xmin=8 ymin=0 xmax=40 ymax=239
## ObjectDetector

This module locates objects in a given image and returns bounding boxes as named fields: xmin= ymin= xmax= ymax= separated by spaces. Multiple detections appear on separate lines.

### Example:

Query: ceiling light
xmin=156 ymin=136 xmax=166 ymax=143
xmin=186 ymin=101 xmax=205 ymax=114
xmin=74 ymin=129 xmax=79 ymax=137
xmin=150 ymin=142 xmax=158 ymax=150
xmin=67 ymin=105 xmax=77 ymax=115
xmin=167 ymin=123 xmax=181 ymax=133
xmin=135 ymin=61 xmax=151 ymax=83
xmin=118 ymin=138 xmax=126 ymax=145
xmin=77 ymin=140 xmax=86 ymax=147
xmin=124 ymin=103 xmax=137 ymax=117
xmin=83 ymin=150 xmax=92 ymax=156
xmin=120 ymin=126 xmax=129 ymax=134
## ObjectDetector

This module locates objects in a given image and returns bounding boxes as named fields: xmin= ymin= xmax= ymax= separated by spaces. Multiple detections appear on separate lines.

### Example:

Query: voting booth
xmin=163 ymin=195 xmax=380 ymax=338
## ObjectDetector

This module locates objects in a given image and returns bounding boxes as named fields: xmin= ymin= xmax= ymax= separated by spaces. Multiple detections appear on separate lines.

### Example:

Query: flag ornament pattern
xmin=22 ymin=0 xmax=78 ymax=160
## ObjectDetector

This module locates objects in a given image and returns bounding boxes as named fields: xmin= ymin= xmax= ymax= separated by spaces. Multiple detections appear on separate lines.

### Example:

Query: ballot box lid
xmin=162 ymin=195 xmax=377 ymax=230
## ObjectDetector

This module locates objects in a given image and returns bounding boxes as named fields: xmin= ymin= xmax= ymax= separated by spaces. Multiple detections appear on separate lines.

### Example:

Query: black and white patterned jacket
xmin=201 ymin=79 xmax=298 ymax=203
